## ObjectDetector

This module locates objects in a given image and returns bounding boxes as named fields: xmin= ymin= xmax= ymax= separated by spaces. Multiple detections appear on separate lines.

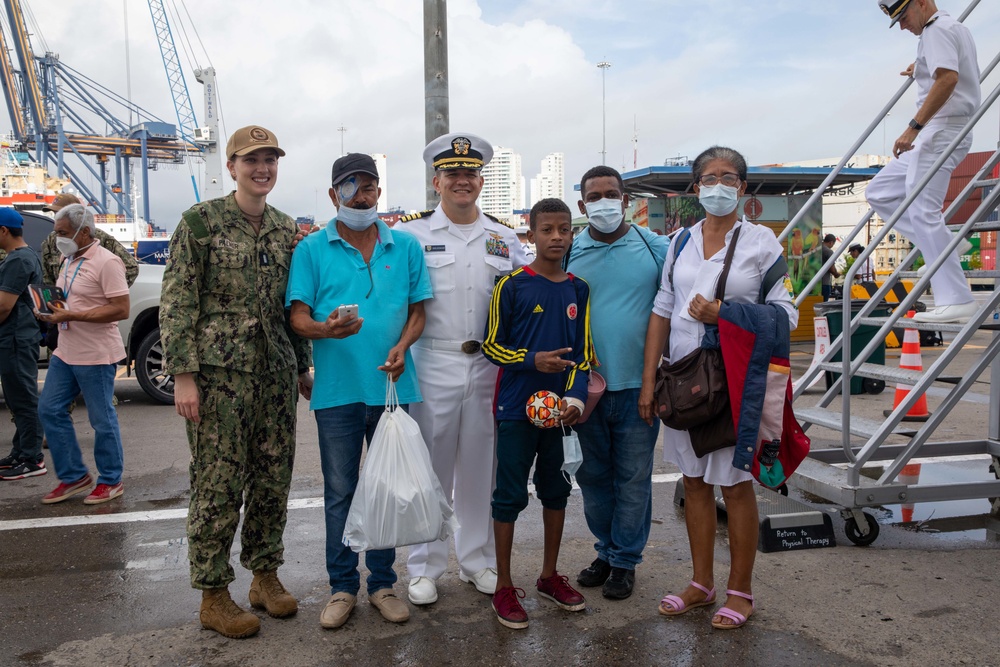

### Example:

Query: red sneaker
xmin=41 ymin=474 xmax=93 ymax=504
xmin=536 ymin=572 xmax=586 ymax=612
xmin=492 ymin=586 xmax=528 ymax=629
xmin=83 ymin=482 xmax=124 ymax=505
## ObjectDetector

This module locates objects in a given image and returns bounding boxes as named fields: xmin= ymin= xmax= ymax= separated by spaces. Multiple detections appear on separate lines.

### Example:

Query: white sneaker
xmin=911 ymin=302 xmax=979 ymax=324
xmin=407 ymin=576 xmax=438 ymax=605
xmin=916 ymin=238 xmax=974 ymax=276
xmin=459 ymin=567 xmax=498 ymax=595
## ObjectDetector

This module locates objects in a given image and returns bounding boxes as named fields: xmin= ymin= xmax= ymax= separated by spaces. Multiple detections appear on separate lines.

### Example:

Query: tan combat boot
xmin=200 ymin=588 xmax=261 ymax=638
xmin=249 ymin=570 xmax=298 ymax=618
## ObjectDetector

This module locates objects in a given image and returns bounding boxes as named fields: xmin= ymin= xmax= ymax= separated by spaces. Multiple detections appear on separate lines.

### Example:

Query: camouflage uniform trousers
xmin=186 ymin=363 xmax=298 ymax=589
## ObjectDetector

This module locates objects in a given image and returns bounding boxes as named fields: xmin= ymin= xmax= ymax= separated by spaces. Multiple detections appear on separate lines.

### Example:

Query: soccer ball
xmin=526 ymin=390 xmax=561 ymax=429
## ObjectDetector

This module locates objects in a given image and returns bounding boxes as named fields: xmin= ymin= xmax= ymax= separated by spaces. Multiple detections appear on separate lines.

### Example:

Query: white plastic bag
xmin=343 ymin=378 xmax=458 ymax=552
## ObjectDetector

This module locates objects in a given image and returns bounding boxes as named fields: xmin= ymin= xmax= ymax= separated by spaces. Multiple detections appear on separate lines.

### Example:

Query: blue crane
xmin=147 ymin=0 xmax=202 ymax=202
xmin=0 ymin=0 xmax=218 ymax=221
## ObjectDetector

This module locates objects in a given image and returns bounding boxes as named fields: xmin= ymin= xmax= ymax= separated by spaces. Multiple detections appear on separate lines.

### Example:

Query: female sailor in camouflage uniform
xmin=160 ymin=126 xmax=312 ymax=639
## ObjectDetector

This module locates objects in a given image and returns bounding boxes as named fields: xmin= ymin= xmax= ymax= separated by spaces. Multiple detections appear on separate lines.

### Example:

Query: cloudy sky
xmin=6 ymin=0 xmax=1000 ymax=229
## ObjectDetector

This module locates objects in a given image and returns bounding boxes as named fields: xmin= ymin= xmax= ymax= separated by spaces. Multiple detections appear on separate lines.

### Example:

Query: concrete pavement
xmin=1 ymin=331 xmax=999 ymax=666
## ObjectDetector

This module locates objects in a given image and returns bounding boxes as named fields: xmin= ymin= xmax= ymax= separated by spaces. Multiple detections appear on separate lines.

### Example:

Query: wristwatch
xmin=908 ymin=118 xmax=924 ymax=131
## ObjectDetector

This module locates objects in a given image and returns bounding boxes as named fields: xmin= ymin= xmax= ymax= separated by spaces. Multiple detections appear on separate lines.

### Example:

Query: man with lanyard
xmin=565 ymin=165 xmax=668 ymax=599
xmin=35 ymin=204 xmax=129 ymax=504
xmin=869 ymin=0 xmax=980 ymax=323
xmin=397 ymin=133 xmax=528 ymax=606
xmin=41 ymin=193 xmax=139 ymax=288
xmin=0 ymin=209 xmax=46 ymax=481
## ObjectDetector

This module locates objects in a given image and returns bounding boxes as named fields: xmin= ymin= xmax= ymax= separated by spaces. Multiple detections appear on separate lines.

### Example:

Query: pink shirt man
xmin=55 ymin=243 xmax=128 ymax=365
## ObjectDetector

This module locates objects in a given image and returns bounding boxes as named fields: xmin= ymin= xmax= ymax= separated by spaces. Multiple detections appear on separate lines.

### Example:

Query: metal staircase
xmin=777 ymin=0 xmax=1000 ymax=545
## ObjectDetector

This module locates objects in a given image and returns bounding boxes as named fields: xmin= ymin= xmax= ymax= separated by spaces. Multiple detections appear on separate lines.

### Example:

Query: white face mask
xmin=337 ymin=204 xmax=379 ymax=231
xmin=561 ymin=427 xmax=583 ymax=479
xmin=698 ymin=183 xmax=741 ymax=217
xmin=584 ymin=198 xmax=624 ymax=234
xmin=55 ymin=228 xmax=83 ymax=257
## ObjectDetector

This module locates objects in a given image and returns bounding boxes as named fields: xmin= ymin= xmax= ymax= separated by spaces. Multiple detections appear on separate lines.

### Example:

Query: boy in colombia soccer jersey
xmin=482 ymin=198 xmax=594 ymax=629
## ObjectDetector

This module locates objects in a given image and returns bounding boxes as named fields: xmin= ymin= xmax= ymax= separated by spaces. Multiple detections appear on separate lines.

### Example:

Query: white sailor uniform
xmin=866 ymin=10 xmax=980 ymax=307
xmin=398 ymin=206 xmax=529 ymax=581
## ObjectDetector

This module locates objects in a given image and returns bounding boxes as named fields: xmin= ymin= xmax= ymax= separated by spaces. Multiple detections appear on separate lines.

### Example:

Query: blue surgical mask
xmin=584 ymin=198 xmax=624 ymax=234
xmin=698 ymin=183 xmax=741 ymax=217
xmin=337 ymin=204 xmax=379 ymax=231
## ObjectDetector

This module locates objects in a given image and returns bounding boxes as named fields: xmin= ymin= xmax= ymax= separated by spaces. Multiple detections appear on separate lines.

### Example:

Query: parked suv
xmin=16 ymin=209 xmax=173 ymax=404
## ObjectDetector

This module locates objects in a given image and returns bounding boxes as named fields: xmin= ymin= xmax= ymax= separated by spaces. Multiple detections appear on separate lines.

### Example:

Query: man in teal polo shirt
xmin=287 ymin=153 xmax=432 ymax=630
xmin=566 ymin=165 xmax=668 ymax=600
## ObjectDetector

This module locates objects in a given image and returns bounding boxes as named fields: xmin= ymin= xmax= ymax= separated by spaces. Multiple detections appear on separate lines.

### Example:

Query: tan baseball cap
xmin=226 ymin=125 xmax=286 ymax=159
xmin=42 ymin=193 xmax=84 ymax=212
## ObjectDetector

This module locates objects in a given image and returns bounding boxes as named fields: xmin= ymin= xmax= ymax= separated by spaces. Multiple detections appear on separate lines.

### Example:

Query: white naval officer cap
xmin=423 ymin=132 xmax=494 ymax=171
xmin=878 ymin=0 xmax=913 ymax=27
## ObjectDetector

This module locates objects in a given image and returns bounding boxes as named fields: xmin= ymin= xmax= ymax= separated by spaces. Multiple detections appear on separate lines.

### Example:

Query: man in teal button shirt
xmin=566 ymin=165 xmax=668 ymax=600
xmin=287 ymin=153 xmax=432 ymax=630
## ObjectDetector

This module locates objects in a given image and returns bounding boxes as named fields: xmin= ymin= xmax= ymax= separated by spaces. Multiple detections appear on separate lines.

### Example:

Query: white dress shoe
xmin=917 ymin=239 xmax=973 ymax=276
xmin=459 ymin=567 xmax=498 ymax=595
xmin=911 ymin=301 xmax=979 ymax=324
xmin=407 ymin=576 xmax=438 ymax=605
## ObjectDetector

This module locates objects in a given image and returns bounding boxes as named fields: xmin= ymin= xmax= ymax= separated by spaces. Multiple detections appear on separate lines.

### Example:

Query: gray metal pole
xmin=424 ymin=0 xmax=449 ymax=208
xmin=598 ymin=61 xmax=611 ymax=165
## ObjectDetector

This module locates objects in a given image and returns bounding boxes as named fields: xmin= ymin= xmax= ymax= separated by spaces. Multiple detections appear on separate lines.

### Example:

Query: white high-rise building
xmin=481 ymin=146 xmax=524 ymax=218
xmin=530 ymin=152 xmax=565 ymax=207
xmin=370 ymin=153 xmax=389 ymax=212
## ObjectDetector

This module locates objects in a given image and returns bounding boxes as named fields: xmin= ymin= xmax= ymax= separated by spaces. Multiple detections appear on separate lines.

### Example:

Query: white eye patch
xmin=337 ymin=177 xmax=358 ymax=202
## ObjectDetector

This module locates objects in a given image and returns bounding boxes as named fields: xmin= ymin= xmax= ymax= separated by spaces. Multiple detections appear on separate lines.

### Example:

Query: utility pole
xmin=337 ymin=125 xmax=347 ymax=156
xmin=598 ymin=60 xmax=611 ymax=165
xmin=424 ymin=0 xmax=450 ymax=208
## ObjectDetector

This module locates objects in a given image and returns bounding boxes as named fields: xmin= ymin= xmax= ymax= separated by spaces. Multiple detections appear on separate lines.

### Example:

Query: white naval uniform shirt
xmin=400 ymin=206 xmax=529 ymax=343
xmin=915 ymin=11 xmax=980 ymax=120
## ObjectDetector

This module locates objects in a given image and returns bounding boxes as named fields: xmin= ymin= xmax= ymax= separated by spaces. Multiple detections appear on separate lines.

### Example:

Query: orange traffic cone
xmin=898 ymin=462 xmax=922 ymax=523
xmin=883 ymin=311 xmax=931 ymax=421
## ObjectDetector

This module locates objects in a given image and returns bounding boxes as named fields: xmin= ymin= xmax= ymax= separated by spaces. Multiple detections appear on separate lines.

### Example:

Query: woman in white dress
xmin=639 ymin=146 xmax=797 ymax=629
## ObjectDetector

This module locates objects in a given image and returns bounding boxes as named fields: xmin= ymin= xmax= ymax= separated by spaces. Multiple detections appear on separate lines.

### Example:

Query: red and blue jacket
xmin=718 ymin=302 xmax=810 ymax=488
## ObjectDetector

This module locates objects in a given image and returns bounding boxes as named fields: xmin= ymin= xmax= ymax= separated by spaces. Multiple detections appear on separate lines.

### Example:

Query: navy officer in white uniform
xmin=398 ymin=133 xmax=529 ymax=605
xmin=868 ymin=0 xmax=981 ymax=323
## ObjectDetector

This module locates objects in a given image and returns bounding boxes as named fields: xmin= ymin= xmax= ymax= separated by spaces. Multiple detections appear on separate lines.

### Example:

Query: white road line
xmin=0 ymin=474 xmax=686 ymax=533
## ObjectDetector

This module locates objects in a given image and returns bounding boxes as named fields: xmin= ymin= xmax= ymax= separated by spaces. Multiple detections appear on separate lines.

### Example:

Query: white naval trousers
xmin=866 ymin=119 xmax=974 ymax=307
xmin=406 ymin=345 xmax=498 ymax=579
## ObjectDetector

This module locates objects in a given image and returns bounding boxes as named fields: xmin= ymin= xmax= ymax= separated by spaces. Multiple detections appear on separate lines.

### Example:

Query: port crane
xmin=0 ymin=0 xmax=220 ymax=222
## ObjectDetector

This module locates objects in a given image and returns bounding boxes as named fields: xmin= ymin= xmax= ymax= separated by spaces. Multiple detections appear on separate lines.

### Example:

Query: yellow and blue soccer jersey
xmin=483 ymin=266 xmax=594 ymax=421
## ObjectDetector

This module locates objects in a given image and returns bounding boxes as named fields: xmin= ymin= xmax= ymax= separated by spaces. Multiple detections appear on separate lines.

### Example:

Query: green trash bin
xmin=813 ymin=299 xmax=889 ymax=395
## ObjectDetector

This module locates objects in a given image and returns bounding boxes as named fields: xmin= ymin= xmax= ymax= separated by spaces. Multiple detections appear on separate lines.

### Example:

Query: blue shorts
xmin=491 ymin=420 xmax=571 ymax=523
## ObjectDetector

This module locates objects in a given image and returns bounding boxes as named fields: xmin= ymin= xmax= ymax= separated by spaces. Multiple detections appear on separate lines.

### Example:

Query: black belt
xmin=417 ymin=339 xmax=482 ymax=355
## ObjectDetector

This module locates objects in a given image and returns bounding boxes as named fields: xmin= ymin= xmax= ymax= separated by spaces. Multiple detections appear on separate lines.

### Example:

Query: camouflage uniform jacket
xmin=159 ymin=193 xmax=311 ymax=376
xmin=40 ymin=228 xmax=139 ymax=286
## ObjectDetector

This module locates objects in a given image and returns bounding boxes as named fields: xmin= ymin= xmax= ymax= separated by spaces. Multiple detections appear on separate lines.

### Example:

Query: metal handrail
xmin=778 ymin=0 xmax=986 ymax=246
xmin=840 ymin=76 xmax=1000 ymax=459
xmin=781 ymin=1 xmax=999 ymax=465
xmin=792 ymin=44 xmax=1000 ymax=308
xmin=791 ymin=144 xmax=1000 ymax=406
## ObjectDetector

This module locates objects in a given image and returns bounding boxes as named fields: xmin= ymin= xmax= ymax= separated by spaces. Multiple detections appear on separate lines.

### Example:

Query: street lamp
xmin=598 ymin=60 xmax=611 ymax=165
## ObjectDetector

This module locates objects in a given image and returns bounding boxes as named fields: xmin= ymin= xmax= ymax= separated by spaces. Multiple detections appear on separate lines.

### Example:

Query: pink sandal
xmin=711 ymin=589 xmax=755 ymax=629
xmin=658 ymin=581 xmax=716 ymax=616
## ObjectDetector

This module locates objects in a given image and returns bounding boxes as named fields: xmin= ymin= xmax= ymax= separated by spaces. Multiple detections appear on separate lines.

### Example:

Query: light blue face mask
xmin=584 ymin=198 xmax=625 ymax=234
xmin=561 ymin=426 xmax=583 ymax=480
xmin=698 ymin=183 xmax=740 ymax=217
xmin=337 ymin=204 xmax=379 ymax=231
